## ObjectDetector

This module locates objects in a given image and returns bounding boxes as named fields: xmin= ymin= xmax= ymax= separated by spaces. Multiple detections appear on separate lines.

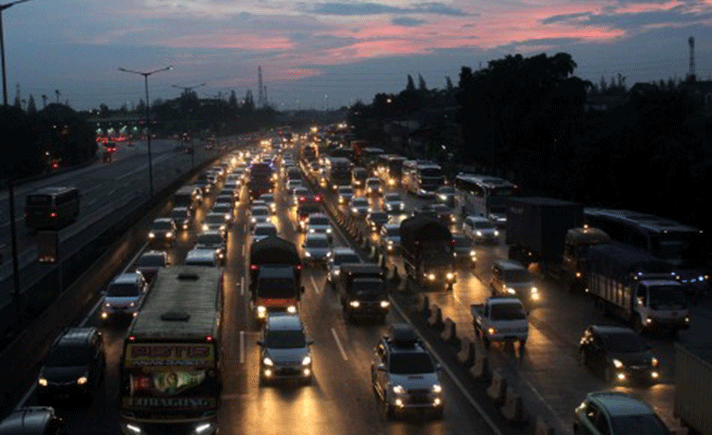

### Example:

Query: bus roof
xmin=584 ymin=208 xmax=702 ymax=235
xmin=128 ymin=266 xmax=221 ymax=340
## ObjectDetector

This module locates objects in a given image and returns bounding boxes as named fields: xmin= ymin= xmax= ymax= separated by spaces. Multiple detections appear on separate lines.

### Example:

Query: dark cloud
xmin=392 ymin=17 xmax=426 ymax=26
xmin=541 ymin=5 xmax=712 ymax=29
xmin=540 ymin=12 xmax=591 ymax=25
xmin=515 ymin=37 xmax=584 ymax=45
xmin=310 ymin=2 xmax=470 ymax=17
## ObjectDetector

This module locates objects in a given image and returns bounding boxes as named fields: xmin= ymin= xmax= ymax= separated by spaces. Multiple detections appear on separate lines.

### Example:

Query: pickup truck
xmin=471 ymin=297 xmax=528 ymax=348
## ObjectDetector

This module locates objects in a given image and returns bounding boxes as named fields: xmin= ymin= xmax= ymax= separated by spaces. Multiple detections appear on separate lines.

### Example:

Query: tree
xmin=243 ymin=90 xmax=255 ymax=112
xmin=418 ymin=74 xmax=427 ymax=92
xmin=136 ymin=99 xmax=146 ymax=114
xmin=13 ymin=83 xmax=21 ymax=109
xmin=27 ymin=94 xmax=37 ymax=115
xmin=229 ymin=90 xmax=238 ymax=111
xmin=99 ymin=104 xmax=110 ymax=117
xmin=405 ymin=75 xmax=416 ymax=92
xmin=445 ymin=76 xmax=454 ymax=93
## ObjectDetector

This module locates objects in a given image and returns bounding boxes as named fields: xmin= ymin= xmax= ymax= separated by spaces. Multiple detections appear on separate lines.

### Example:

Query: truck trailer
xmin=674 ymin=343 xmax=712 ymax=435
xmin=399 ymin=215 xmax=456 ymax=289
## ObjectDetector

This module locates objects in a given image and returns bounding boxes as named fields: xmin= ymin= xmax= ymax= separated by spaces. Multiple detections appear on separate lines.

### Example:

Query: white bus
xmin=454 ymin=174 xmax=518 ymax=225
xmin=402 ymin=160 xmax=444 ymax=197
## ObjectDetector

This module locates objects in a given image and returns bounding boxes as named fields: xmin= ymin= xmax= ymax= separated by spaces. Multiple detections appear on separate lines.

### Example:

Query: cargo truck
xmin=400 ymin=215 xmax=456 ymax=289
xmin=588 ymin=244 xmax=690 ymax=333
xmin=506 ymin=197 xmax=610 ymax=292
xmin=337 ymin=263 xmax=389 ymax=322
xmin=674 ymin=343 xmax=712 ymax=435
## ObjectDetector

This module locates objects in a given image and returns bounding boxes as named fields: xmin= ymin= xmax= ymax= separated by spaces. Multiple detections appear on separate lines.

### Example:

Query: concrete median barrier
xmin=456 ymin=337 xmax=475 ymax=367
xmin=500 ymin=385 xmax=527 ymax=426
xmin=486 ymin=369 xmax=507 ymax=404
xmin=427 ymin=304 xmax=443 ymax=329
xmin=440 ymin=318 xmax=458 ymax=345
xmin=417 ymin=294 xmax=430 ymax=316
xmin=534 ymin=416 xmax=556 ymax=435
xmin=470 ymin=352 xmax=490 ymax=381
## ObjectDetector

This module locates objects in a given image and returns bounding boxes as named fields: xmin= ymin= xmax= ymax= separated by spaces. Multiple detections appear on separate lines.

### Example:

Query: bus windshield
xmin=650 ymin=233 xmax=705 ymax=265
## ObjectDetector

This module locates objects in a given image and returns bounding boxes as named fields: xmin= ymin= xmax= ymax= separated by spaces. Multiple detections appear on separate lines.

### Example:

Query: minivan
xmin=490 ymin=260 xmax=539 ymax=303
xmin=101 ymin=272 xmax=148 ymax=320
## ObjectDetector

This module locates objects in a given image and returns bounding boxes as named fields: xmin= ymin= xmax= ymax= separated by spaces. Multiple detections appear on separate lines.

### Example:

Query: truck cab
xmin=631 ymin=278 xmax=690 ymax=332
xmin=337 ymin=264 xmax=389 ymax=323
xmin=490 ymin=260 xmax=539 ymax=304
xmin=561 ymin=226 xmax=611 ymax=292
xmin=253 ymin=266 xmax=303 ymax=321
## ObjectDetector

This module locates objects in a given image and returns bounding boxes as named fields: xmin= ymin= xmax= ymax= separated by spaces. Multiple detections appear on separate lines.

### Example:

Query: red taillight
xmin=250 ymin=264 xmax=259 ymax=271
xmin=128 ymin=336 xmax=136 ymax=341
xmin=50 ymin=212 xmax=57 ymax=218
xmin=450 ymin=239 xmax=456 ymax=246
xmin=296 ymin=264 xmax=302 ymax=270
xmin=206 ymin=335 xmax=213 ymax=342
xmin=299 ymin=196 xmax=306 ymax=202
xmin=315 ymin=195 xmax=321 ymax=201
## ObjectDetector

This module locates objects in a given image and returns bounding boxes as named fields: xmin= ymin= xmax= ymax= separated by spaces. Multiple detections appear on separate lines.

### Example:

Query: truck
xmin=337 ymin=263 xmax=389 ymax=322
xmin=399 ymin=215 xmax=456 ymax=289
xmin=324 ymin=156 xmax=353 ymax=191
xmin=471 ymin=297 xmax=529 ymax=349
xmin=248 ymin=236 xmax=304 ymax=321
xmin=172 ymin=185 xmax=202 ymax=212
xmin=588 ymin=244 xmax=690 ymax=333
xmin=248 ymin=162 xmax=274 ymax=200
xmin=674 ymin=343 xmax=712 ymax=435
xmin=120 ymin=266 xmax=222 ymax=435
xmin=506 ymin=197 xmax=611 ymax=291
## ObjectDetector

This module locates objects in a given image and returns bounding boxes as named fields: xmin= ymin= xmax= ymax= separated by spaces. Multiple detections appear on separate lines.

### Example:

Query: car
xmin=287 ymin=179 xmax=303 ymax=194
xmin=366 ymin=211 xmax=389 ymax=232
xmin=0 ymin=407 xmax=67 ymax=435
xmin=352 ymin=167 xmax=368 ymax=188
xmin=260 ymin=193 xmax=277 ymax=213
xmin=135 ymin=250 xmax=169 ymax=284
xmin=292 ymin=187 xmax=310 ymax=206
xmin=337 ymin=186 xmax=354 ymax=205
xmin=148 ymin=218 xmax=176 ymax=246
xmin=490 ymin=259 xmax=539 ymax=303
xmin=185 ymin=248 xmax=220 ymax=267
xmin=216 ymin=192 xmax=237 ymax=209
xmin=452 ymin=234 xmax=477 ymax=268
xmin=249 ymin=206 xmax=271 ymax=228
xmin=257 ymin=313 xmax=314 ymax=385
xmin=371 ymin=324 xmax=444 ymax=419
xmin=383 ymin=193 xmax=405 ymax=214
xmin=302 ymin=233 xmax=332 ymax=266
xmin=309 ymin=161 xmax=320 ymax=174
xmin=252 ymin=222 xmax=278 ymax=243
xmin=435 ymin=186 xmax=456 ymax=207
xmin=365 ymin=177 xmax=383 ymax=195
xmin=327 ymin=247 xmax=361 ymax=285
xmin=37 ymin=328 xmax=105 ymax=404
xmin=194 ymin=178 xmax=212 ymax=195
xmin=195 ymin=230 xmax=227 ymax=264
xmin=578 ymin=325 xmax=660 ymax=384
xmin=303 ymin=213 xmax=333 ymax=238
xmin=201 ymin=212 xmax=229 ymax=238
xmin=379 ymin=224 xmax=401 ymax=254
xmin=101 ymin=272 xmax=149 ymax=320
xmin=462 ymin=215 xmax=499 ymax=244
xmin=573 ymin=391 xmax=671 ymax=435
xmin=168 ymin=207 xmax=192 ymax=232
xmin=349 ymin=197 xmax=370 ymax=219
xmin=416 ymin=203 xmax=455 ymax=225
xmin=211 ymin=203 xmax=234 ymax=226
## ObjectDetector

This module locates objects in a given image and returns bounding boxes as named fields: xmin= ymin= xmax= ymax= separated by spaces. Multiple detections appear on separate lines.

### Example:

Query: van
xmin=490 ymin=259 xmax=539 ymax=303
xmin=101 ymin=272 xmax=149 ymax=320
xmin=0 ymin=407 xmax=66 ymax=435
xmin=24 ymin=187 xmax=80 ymax=230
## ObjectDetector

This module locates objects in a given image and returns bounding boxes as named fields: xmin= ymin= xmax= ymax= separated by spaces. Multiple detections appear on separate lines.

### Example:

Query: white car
xmin=101 ymin=272 xmax=148 ymax=320
xmin=337 ymin=186 xmax=354 ymax=205
xmin=384 ymin=193 xmax=405 ymax=214
xmin=304 ymin=213 xmax=333 ymax=238
xmin=350 ymin=197 xmax=370 ymax=219
xmin=201 ymin=213 xmax=228 ymax=238
xmin=462 ymin=215 xmax=499 ymax=243
xmin=287 ymin=179 xmax=304 ymax=194
xmin=327 ymin=248 xmax=361 ymax=285
xmin=252 ymin=222 xmax=278 ymax=243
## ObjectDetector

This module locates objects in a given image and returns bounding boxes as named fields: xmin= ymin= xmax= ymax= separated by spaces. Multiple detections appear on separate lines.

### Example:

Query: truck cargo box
xmin=399 ymin=215 xmax=452 ymax=252
xmin=674 ymin=343 xmax=712 ymax=435
xmin=249 ymin=236 xmax=300 ymax=266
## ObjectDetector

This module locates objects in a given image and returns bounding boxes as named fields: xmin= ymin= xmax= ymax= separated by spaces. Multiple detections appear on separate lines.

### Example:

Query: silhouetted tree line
xmin=1 ymin=104 xmax=97 ymax=180
xmin=347 ymin=52 xmax=712 ymax=229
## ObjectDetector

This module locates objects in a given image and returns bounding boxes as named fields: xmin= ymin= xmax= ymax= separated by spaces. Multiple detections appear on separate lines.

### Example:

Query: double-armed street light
xmin=118 ymin=65 xmax=173 ymax=198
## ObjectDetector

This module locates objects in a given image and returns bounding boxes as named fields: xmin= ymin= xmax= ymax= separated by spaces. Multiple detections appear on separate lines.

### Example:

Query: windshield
xmin=385 ymin=227 xmax=400 ymax=236
xmin=205 ymin=214 xmax=224 ymax=224
xmin=367 ymin=179 xmax=380 ymax=186
xmin=352 ymin=199 xmax=368 ymax=207
xmin=212 ymin=205 xmax=230 ymax=213
xmin=108 ymin=283 xmax=139 ymax=297
xmin=648 ymin=286 xmax=687 ymax=309
xmin=262 ymin=195 xmax=275 ymax=202
xmin=504 ymin=269 xmax=533 ymax=283
xmin=475 ymin=221 xmax=495 ymax=230
xmin=385 ymin=194 xmax=400 ymax=202
xmin=27 ymin=195 xmax=52 ymax=206
xmin=255 ymin=226 xmax=277 ymax=236
xmin=389 ymin=353 xmax=435 ymax=375
xmin=339 ymin=188 xmax=353 ymax=194
xmin=265 ymin=330 xmax=306 ymax=349
xmin=490 ymin=303 xmax=527 ymax=320
xmin=258 ymin=278 xmax=297 ymax=298
xmin=439 ymin=187 xmax=455 ymax=194
xmin=602 ymin=332 xmax=647 ymax=353
xmin=310 ymin=217 xmax=329 ymax=225
xmin=252 ymin=208 xmax=269 ymax=217
xmin=137 ymin=255 xmax=165 ymax=267
xmin=371 ymin=213 xmax=388 ymax=221
xmin=453 ymin=236 xmax=472 ymax=247
xmin=610 ymin=415 xmax=670 ymax=435
xmin=170 ymin=210 xmax=187 ymax=219
xmin=334 ymin=254 xmax=360 ymax=264
xmin=197 ymin=234 xmax=223 ymax=245
xmin=46 ymin=345 xmax=91 ymax=367
xmin=152 ymin=221 xmax=173 ymax=230
xmin=352 ymin=280 xmax=384 ymax=293
xmin=307 ymin=237 xmax=330 ymax=248
xmin=420 ymin=168 xmax=442 ymax=178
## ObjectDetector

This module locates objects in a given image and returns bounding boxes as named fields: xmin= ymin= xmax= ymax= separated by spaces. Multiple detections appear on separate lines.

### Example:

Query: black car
xmin=37 ymin=328 xmax=106 ymax=404
xmin=452 ymin=234 xmax=477 ymax=268
xmin=366 ymin=211 xmax=389 ymax=232
xmin=0 ymin=407 xmax=66 ymax=435
xmin=578 ymin=325 xmax=659 ymax=384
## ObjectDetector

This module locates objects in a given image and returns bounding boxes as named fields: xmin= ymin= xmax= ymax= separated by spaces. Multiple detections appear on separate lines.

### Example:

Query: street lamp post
xmin=2 ymin=0 xmax=35 ymax=332
xmin=118 ymin=65 xmax=173 ymax=198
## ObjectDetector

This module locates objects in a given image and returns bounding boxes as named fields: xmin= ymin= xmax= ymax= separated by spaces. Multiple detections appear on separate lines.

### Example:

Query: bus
xmin=120 ymin=266 xmax=223 ymax=435
xmin=402 ymin=160 xmax=445 ymax=197
xmin=24 ymin=187 xmax=80 ymax=230
xmin=454 ymin=174 xmax=518 ymax=225
xmin=583 ymin=208 xmax=709 ymax=294
xmin=323 ymin=156 xmax=353 ymax=191
xmin=377 ymin=155 xmax=407 ymax=187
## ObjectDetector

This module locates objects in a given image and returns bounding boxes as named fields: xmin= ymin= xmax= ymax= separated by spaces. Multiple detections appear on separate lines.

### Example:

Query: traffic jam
xmin=4 ymin=129 xmax=710 ymax=435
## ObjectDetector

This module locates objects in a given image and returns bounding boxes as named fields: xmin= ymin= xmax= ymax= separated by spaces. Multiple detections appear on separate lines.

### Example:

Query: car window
xmin=610 ymin=415 xmax=670 ymax=435
xmin=137 ymin=255 xmax=166 ymax=267
xmin=593 ymin=409 xmax=611 ymax=435
xmin=389 ymin=353 xmax=434 ymax=374
xmin=307 ymin=237 xmax=330 ymax=248
xmin=46 ymin=345 xmax=91 ymax=367
xmin=152 ymin=221 xmax=174 ymax=230
xmin=107 ymin=283 xmax=139 ymax=297
xmin=265 ymin=329 xmax=306 ymax=349
xmin=601 ymin=332 xmax=647 ymax=353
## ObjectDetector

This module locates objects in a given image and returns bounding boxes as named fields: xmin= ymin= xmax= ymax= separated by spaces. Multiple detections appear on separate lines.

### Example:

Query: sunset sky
xmin=3 ymin=0 xmax=712 ymax=110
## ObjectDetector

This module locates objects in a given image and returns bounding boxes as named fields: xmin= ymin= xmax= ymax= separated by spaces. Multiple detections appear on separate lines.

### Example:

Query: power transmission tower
xmin=258 ymin=66 xmax=264 ymax=107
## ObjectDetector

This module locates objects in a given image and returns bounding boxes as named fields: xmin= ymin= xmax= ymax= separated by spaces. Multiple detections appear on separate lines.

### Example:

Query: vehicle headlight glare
xmin=612 ymin=358 xmax=624 ymax=369
xmin=263 ymin=357 xmax=274 ymax=366
xmin=350 ymin=300 xmax=360 ymax=308
xmin=380 ymin=300 xmax=390 ymax=308
xmin=77 ymin=376 xmax=88 ymax=385
xmin=287 ymin=305 xmax=297 ymax=313
xmin=393 ymin=385 xmax=405 ymax=394
xmin=38 ymin=377 xmax=48 ymax=387
xmin=432 ymin=384 xmax=442 ymax=393
xmin=148 ymin=232 xmax=155 ymax=238
xmin=302 ymin=356 xmax=312 ymax=366
xmin=651 ymin=357 xmax=659 ymax=367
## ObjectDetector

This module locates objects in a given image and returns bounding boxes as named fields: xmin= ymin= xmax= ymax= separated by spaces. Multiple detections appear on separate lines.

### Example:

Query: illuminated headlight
xmin=351 ymin=208 xmax=358 ymax=214
xmin=446 ymin=272 xmax=454 ymax=280
xmin=428 ymin=273 xmax=436 ymax=281
xmin=432 ymin=384 xmax=442 ymax=394
xmin=305 ymin=251 xmax=312 ymax=258
xmin=651 ymin=371 xmax=659 ymax=379
xmin=612 ymin=359 xmax=624 ymax=369
xmin=388 ymin=179 xmax=395 ymax=186
xmin=576 ymin=272 xmax=582 ymax=278
xmin=333 ymin=269 xmax=340 ymax=276
xmin=450 ymin=216 xmax=456 ymax=222
xmin=685 ymin=316 xmax=690 ymax=323
xmin=380 ymin=300 xmax=390 ymax=308
xmin=645 ymin=317 xmax=653 ymax=325
xmin=309 ymin=229 xmax=315 ymax=233
xmin=38 ymin=377 xmax=48 ymax=387
xmin=77 ymin=376 xmax=88 ymax=385
xmin=302 ymin=356 xmax=312 ymax=366
xmin=202 ymin=224 xmax=209 ymax=231
xmin=101 ymin=312 xmax=108 ymax=319
xmin=494 ymin=230 xmax=500 ymax=236
xmin=251 ymin=218 xmax=256 ymax=224
xmin=339 ymin=197 xmax=345 ymax=204
xmin=487 ymin=327 xmax=496 ymax=335
xmin=129 ymin=302 xmax=135 ymax=307
xmin=220 ymin=224 xmax=226 ymax=232
xmin=470 ymin=250 xmax=476 ymax=257
xmin=125 ymin=424 xmax=142 ymax=434
xmin=392 ymin=385 xmax=405 ymax=395
xmin=183 ymin=223 xmax=189 ymax=230
xmin=257 ymin=306 xmax=267 ymax=318
xmin=531 ymin=287 xmax=538 ymax=294
xmin=326 ymin=228 xmax=332 ymax=234
xmin=507 ymin=287 xmax=516 ymax=295
xmin=367 ymin=207 xmax=373 ymax=213
xmin=439 ymin=195 xmax=447 ymax=201
xmin=166 ymin=231 xmax=174 ymax=238
xmin=326 ymin=251 xmax=332 ymax=258
xmin=263 ymin=357 xmax=274 ymax=367
xmin=350 ymin=300 xmax=360 ymax=308
xmin=617 ymin=373 xmax=626 ymax=381
xmin=224 ymin=213 xmax=231 ymax=221
xmin=148 ymin=231 xmax=155 ymax=239
xmin=651 ymin=357 xmax=659 ymax=367
xmin=287 ymin=305 xmax=297 ymax=314
xmin=476 ymin=231 xmax=482 ymax=237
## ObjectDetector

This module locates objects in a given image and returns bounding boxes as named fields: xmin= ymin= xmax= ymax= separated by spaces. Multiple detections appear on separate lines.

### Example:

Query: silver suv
xmin=371 ymin=324 xmax=443 ymax=419
xmin=257 ymin=314 xmax=314 ymax=385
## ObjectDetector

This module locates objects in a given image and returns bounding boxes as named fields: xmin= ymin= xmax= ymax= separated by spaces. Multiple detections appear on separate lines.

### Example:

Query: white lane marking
xmin=242 ymin=244 xmax=246 ymax=257
xmin=87 ymin=199 xmax=97 ymax=206
xmin=389 ymin=298 xmax=503 ymax=435
xmin=331 ymin=327 xmax=348 ymax=361
xmin=239 ymin=331 xmax=246 ymax=364
xmin=310 ymin=275 xmax=321 ymax=295
xmin=240 ymin=276 xmax=245 ymax=297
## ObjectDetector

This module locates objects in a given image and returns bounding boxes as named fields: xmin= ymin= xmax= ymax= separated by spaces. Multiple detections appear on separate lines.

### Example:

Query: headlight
xmin=125 ymin=424 xmax=142 ymax=434
xmin=302 ymin=356 xmax=312 ymax=366
xmin=428 ymin=273 xmax=436 ymax=281
xmin=488 ymin=327 xmax=496 ymax=335
xmin=494 ymin=230 xmax=500 ymax=236
xmin=166 ymin=231 xmax=174 ymax=238
xmin=257 ymin=306 xmax=266 ymax=313
xmin=612 ymin=359 xmax=624 ymax=369
xmin=309 ymin=228 xmax=315 ymax=233
xmin=326 ymin=251 xmax=332 ymax=258
xmin=202 ymin=224 xmax=209 ymax=231
xmin=470 ymin=250 xmax=476 ymax=257
xmin=326 ymin=228 xmax=332 ymax=234
xmin=476 ymin=231 xmax=482 ymax=237
xmin=38 ymin=377 xmax=48 ymax=387
xmin=432 ymin=384 xmax=442 ymax=393
xmin=380 ymin=300 xmax=390 ymax=308
xmin=446 ymin=272 xmax=454 ymax=280
xmin=333 ymin=269 xmax=340 ymax=276
xmin=531 ymin=287 xmax=538 ymax=294
xmin=263 ymin=357 xmax=274 ymax=366
xmin=507 ymin=287 xmax=516 ymax=295
xmin=651 ymin=357 xmax=659 ymax=367
xmin=287 ymin=305 xmax=297 ymax=313
xmin=350 ymin=300 xmax=360 ymax=308
xmin=351 ymin=208 xmax=358 ymax=214
xmin=77 ymin=376 xmax=88 ymax=385
xmin=387 ymin=240 xmax=394 ymax=245
xmin=393 ymin=385 xmax=405 ymax=394
xmin=439 ymin=195 xmax=447 ymax=201
xmin=305 ymin=251 xmax=312 ymax=257
xmin=148 ymin=231 xmax=155 ymax=239
xmin=129 ymin=302 xmax=135 ymax=307
xmin=225 ymin=213 xmax=231 ymax=221
xmin=251 ymin=218 xmax=256 ymax=223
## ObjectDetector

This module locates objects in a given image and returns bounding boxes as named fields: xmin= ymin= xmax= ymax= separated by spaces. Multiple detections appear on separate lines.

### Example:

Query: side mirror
xmin=256 ymin=340 xmax=264 ymax=346
xmin=307 ymin=339 xmax=315 ymax=346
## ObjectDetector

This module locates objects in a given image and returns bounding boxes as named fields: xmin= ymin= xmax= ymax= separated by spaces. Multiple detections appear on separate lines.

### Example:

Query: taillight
xmin=50 ymin=212 xmax=57 ymax=218
xmin=206 ymin=335 xmax=214 ymax=342
xmin=250 ymin=264 xmax=259 ymax=271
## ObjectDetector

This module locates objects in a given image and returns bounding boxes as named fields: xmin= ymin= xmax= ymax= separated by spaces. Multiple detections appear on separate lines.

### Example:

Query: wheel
xmin=578 ymin=349 xmax=587 ymax=367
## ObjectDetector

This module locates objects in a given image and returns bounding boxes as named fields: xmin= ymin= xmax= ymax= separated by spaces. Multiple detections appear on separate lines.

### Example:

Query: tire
xmin=383 ymin=396 xmax=394 ymax=418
